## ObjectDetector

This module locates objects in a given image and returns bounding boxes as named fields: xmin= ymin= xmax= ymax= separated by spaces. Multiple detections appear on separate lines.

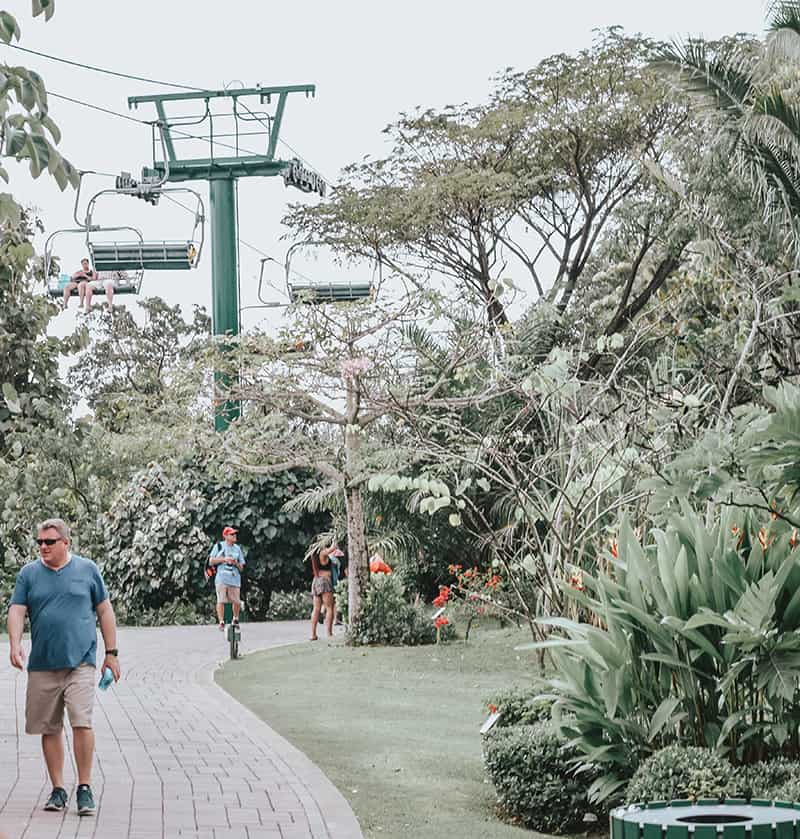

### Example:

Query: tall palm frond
xmin=657 ymin=20 xmax=800 ymax=251
xmin=282 ymin=483 xmax=342 ymax=515
xmin=656 ymin=39 xmax=756 ymax=118
xmin=767 ymin=2 xmax=800 ymax=63
xmin=739 ymin=93 xmax=800 ymax=228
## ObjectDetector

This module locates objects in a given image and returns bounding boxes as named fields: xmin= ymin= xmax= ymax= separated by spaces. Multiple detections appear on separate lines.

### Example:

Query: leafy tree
xmin=221 ymin=289 xmax=488 ymax=624
xmin=659 ymin=5 xmax=800 ymax=251
xmin=100 ymin=457 xmax=328 ymax=621
xmin=0 ymin=199 xmax=72 ymax=453
xmin=69 ymin=297 xmax=210 ymax=432
xmin=0 ymin=0 xmax=78 ymax=189
xmin=287 ymin=30 xmax=691 ymax=333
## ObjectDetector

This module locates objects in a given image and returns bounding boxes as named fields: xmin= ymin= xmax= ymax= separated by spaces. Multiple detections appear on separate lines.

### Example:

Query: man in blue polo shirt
xmin=209 ymin=526 xmax=246 ymax=630
xmin=7 ymin=518 xmax=120 ymax=817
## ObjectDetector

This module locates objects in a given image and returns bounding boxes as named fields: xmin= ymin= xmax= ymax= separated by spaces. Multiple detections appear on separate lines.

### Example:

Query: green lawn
xmin=217 ymin=627 xmax=553 ymax=839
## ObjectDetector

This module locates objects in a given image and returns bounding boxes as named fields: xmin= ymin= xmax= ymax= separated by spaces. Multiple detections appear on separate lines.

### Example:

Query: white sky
xmin=5 ymin=0 xmax=765 ymax=339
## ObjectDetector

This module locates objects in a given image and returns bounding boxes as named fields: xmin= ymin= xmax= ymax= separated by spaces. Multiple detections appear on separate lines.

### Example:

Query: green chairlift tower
xmin=127 ymin=84 xmax=325 ymax=430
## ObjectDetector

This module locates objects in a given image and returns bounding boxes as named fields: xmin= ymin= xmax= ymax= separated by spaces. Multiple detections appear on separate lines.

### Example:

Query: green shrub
xmin=539 ymin=507 xmax=800 ymax=802
xmin=740 ymin=758 xmax=800 ymax=799
xmin=350 ymin=574 xmax=454 ymax=646
xmin=101 ymin=461 xmax=327 ymax=621
xmin=772 ymin=778 xmax=800 ymax=803
xmin=117 ymin=601 xmax=207 ymax=627
xmin=267 ymin=590 xmax=311 ymax=621
xmin=335 ymin=578 xmax=349 ymax=625
xmin=484 ymin=686 xmax=552 ymax=727
xmin=625 ymin=746 xmax=739 ymax=804
xmin=483 ymin=722 xmax=599 ymax=833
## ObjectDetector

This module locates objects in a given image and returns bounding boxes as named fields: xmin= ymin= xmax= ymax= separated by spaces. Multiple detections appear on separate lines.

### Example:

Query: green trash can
xmin=611 ymin=799 xmax=800 ymax=839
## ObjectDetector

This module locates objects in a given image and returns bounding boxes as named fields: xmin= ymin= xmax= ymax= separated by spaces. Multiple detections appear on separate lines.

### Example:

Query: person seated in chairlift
xmin=62 ymin=258 xmax=98 ymax=312
xmin=85 ymin=269 xmax=129 ymax=312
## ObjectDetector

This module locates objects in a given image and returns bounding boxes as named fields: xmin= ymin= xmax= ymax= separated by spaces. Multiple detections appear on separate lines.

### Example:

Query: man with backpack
xmin=207 ymin=527 xmax=245 ymax=630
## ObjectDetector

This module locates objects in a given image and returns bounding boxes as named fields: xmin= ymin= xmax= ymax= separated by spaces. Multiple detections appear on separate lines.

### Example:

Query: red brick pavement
xmin=0 ymin=623 xmax=362 ymax=839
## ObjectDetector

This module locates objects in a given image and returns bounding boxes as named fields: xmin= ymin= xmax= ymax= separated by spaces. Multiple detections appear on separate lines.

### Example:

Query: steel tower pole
xmin=210 ymin=177 xmax=240 ymax=431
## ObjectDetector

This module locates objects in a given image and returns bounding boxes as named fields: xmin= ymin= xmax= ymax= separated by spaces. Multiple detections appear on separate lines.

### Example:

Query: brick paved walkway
xmin=0 ymin=622 xmax=363 ymax=839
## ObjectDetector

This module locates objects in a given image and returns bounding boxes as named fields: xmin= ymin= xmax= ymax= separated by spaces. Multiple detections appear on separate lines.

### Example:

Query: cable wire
xmin=4 ymin=42 xmax=202 ymax=91
xmin=47 ymin=90 xmax=150 ymax=125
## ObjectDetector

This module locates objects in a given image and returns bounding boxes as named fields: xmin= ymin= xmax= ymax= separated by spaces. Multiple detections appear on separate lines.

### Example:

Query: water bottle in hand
xmin=98 ymin=666 xmax=114 ymax=691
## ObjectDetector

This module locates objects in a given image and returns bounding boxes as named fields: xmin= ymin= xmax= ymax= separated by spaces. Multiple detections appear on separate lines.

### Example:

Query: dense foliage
xmin=100 ymin=459 xmax=327 ymax=621
xmin=349 ymin=574 xmax=449 ymax=646
xmin=625 ymin=747 xmax=739 ymax=804
xmin=483 ymin=723 xmax=600 ymax=833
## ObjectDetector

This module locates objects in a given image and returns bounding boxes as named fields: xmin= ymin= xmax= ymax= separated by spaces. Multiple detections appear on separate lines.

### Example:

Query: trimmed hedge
xmin=625 ymin=746 xmax=740 ymax=804
xmin=483 ymin=722 xmax=598 ymax=833
xmin=484 ymin=686 xmax=552 ymax=728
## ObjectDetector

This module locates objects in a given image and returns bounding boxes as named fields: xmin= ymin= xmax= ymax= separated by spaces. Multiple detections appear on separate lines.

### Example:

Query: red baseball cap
xmin=222 ymin=526 xmax=238 ymax=536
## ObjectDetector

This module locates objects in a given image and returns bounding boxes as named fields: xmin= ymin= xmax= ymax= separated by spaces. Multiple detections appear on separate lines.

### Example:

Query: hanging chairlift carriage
xmin=44 ymin=149 xmax=205 ymax=302
xmin=281 ymin=243 xmax=374 ymax=304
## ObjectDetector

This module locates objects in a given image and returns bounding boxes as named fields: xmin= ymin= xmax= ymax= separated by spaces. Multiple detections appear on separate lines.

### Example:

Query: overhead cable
xmin=4 ymin=42 xmax=201 ymax=91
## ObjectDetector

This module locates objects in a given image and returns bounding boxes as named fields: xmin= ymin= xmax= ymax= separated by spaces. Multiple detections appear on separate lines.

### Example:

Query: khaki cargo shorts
xmin=25 ymin=663 xmax=96 ymax=735
xmin=215 ymin=583 xmax=241 ymax=605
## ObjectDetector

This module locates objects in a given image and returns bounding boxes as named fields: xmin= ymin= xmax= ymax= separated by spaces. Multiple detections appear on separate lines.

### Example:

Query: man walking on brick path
xmin=6 ymin=518 xmax=120 ymax=817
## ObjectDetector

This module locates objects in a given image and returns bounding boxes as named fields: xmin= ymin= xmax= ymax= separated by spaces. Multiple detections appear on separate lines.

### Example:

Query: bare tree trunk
xmin=344 ymin=374 xmax=370 ymax=627
xmin=345 ymin=479 xmax=369 ymax=626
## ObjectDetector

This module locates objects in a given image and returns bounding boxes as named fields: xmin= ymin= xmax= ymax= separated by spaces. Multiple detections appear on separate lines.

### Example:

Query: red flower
xmin=434 ymin=615 xmax=449 ymax=629
xmin=488 ymin=703 xmax=498 ymax=714
xmin=569 ymin=571 xmax=585 ymax=591
xmin=609 ymin=540 xmax=618 ymax=559
xmin=448 ymin=564 xmax=463 ymax=576
xmin=433 ymin=595 xmax=446 ymax=608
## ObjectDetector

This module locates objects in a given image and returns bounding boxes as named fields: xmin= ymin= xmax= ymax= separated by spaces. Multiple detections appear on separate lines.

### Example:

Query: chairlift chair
xmin=42 ymin=169 xmax=206 ymax=302
xmin=84 ymin=183 xmax=205 ymax=273
xmin=283 ymin=244 xmax=373 ymax=304
xmin=287 ymin=279 xmax=373 ymax=303
xmin=43 ymin=225 xmax=145 ymax=300
xmin=47 ymin=269 xmax=143 ymax=300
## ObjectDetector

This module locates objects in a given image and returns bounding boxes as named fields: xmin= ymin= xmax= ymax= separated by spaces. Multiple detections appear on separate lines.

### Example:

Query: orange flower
xmin=488 ymin=703 xmax=498 ymax=714
xmin=758 ymin=528 xmax=775 ymax=552
xmin=448 ymin=564 xmax=463 ymax=575
xmin=433 ymin=585 xmax=451 ymax=608
xmin=434 ymin=615 xmax=449 ymax=629
xmin=610 ymin=541 xmax=618 ymax=559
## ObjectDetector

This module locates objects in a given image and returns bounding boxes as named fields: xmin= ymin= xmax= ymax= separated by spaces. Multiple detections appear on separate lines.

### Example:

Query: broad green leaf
xmin=2 ymin=382 xmax=21 ymax=413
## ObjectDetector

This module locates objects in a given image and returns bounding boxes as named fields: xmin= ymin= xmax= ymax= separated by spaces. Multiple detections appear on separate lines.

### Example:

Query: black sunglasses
xmin=35 ymin=538 xmax=61 ymax=546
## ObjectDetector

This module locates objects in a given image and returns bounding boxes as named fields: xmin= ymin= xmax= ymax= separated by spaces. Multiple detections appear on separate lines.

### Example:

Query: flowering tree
xmin=220 ymin=289 xmax=490 ymax=624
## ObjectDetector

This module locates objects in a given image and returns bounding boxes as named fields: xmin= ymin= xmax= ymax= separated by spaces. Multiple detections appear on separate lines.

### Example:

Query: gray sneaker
xmin=76 ymin=784 xmax=95 ymax=816
xmin=44 ymin=786 xmax=68 ymax=811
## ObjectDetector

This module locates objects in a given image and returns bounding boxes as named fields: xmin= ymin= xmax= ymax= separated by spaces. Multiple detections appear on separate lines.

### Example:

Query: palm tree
xmin=658 ymin=2 xmax=800 ymax=248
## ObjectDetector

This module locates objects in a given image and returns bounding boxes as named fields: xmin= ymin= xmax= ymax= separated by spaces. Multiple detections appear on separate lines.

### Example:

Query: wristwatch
xmin=105 ymin=649 xmax=119 ymax=657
